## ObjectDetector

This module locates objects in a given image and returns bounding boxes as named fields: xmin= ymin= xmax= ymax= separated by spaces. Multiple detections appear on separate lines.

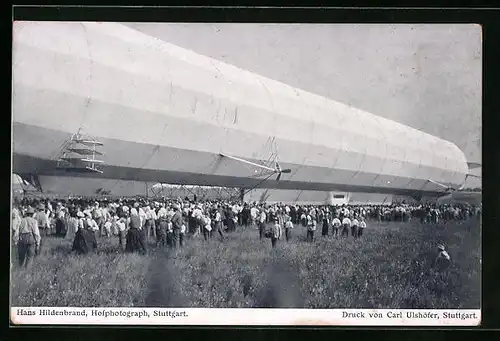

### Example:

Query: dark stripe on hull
xmin=13 ymin=153 xmax=442 ymax=197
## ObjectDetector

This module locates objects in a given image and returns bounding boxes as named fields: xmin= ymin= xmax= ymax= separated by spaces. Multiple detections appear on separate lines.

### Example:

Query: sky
xmin=125 ymin=23 xmax=482 ymax=187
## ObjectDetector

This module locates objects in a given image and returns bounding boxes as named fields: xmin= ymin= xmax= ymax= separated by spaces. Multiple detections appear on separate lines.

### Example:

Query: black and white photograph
xmin=10 ymin=21 xmax=481 ymax=325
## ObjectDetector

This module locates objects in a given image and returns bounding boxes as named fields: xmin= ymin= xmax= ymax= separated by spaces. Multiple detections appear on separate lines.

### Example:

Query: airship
xmin=11 ymin=21 xmax=480 ymax=203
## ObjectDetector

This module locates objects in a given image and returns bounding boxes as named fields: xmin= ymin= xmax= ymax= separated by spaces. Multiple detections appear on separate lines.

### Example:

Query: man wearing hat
xmin=144 ymin=205 xmax=157 ymax=242
xmin=17 ymin=206 xmax=41 ymax=268
xmin=434 ymin=244 xmax=451 ymax=270
xmin=270 ymin=217 xmax=282 ymax=248
xmin=34 ymin=203 xmax=50 ymax=236
xmin=306 ymin=214 xmax=316 ymax=242
xmin=192 ymin=204 xmax=203 ymax=236
xmin=55 ymin=203 xmax=67 ymax=237
xmin=171 ymin=204 xmax=184 ymax=248
xmin=211 ymin=205 xmax=224 ymax=241
xmin=156 ymin=210 xmax=168 ymax=248
xmin=331 ymin=214 xmax=341 ymax=238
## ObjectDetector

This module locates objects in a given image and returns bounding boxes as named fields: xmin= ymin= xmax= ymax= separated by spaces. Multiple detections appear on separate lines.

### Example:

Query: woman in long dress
xmin=65 ymin=209 xmax=79 ymax=242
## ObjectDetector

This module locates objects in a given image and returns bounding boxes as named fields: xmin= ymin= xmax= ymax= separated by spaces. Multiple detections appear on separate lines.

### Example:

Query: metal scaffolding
xmin=147 ymin=183 xmax=242 ymax=201
xmin=55 ymin=130 xmax=104 ymax=174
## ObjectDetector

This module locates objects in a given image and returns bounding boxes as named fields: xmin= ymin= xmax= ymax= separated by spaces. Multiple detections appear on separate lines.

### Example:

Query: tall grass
xmin=10 ymin=219 xmax=480 ymax=308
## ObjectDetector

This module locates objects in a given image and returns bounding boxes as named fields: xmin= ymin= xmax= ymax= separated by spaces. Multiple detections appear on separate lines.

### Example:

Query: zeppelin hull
xmin=12 ymin=22 xmax=469 ymax=196
xmin=13 ymin=122 xmax=444 ymax=197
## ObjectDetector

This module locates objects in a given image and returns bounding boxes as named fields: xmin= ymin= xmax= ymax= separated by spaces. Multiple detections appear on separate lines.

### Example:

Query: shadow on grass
xmin=253 ymin=254 xmax=305 ymax=308
xmin=143 ymin=250 xmax=188 ymax=308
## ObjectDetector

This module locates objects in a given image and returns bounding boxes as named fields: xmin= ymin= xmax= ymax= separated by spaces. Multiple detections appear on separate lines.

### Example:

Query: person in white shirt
xmin=76 ymin=211 xmax=85 ymax=231
xmin=144 ymin=206 xmax=157 ymax=241
xmin=35 ymin=204 xmax=51 ymax=236
xmin=157 ymin=207 xmax=167 ymax=220
xmin=300 ymin=213 xmax=307 ymax=227
xmin=284 ymin=215 xmax=294 ymax=242
xmin=212 ymin=207 xmax=224 ymax=241
xmin=92 ymin=202 xmax=104 ymax=236
xmin=65 ymin=210 xmax=79 ymax=242
xmin=103 ymin=220 xmax=113 ymax=238
xmin=358 ymin=218 xmax=367 ymax=238
xmin=331 ymin=216 xmax=341 ymax=237
xmin=84 ymin=212 xmax=100 ymax=238
xmin=202 ymin=215 xmax=212 ymax=241
xmin=351 ymin=216 xmax=359 ymax=239
xmin=138 ymin=205 xmax=147 ymax=228
xmin=259 ymin=210 xmax=267 ymax=240
xmin=342 ymin=216 xmax=351 ymax=238
xmin=306 ymin=215 xmax=316 ymax=242
xmin=270 ymin=218 xmax=282 ymax=248
xmin=192 ymin=205 xmax=203 ymax=236
xmin=179 ymin=221 xmax=186 ymax=248
xmin=250 ymin=206 xmax=258 ymax=226
xmin=12 ymin=207 xmax=21 ymax=247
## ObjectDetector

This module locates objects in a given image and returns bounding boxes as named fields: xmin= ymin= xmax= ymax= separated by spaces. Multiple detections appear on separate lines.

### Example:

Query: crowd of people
xmin=11 ymin=196 xmax=481 ymax=269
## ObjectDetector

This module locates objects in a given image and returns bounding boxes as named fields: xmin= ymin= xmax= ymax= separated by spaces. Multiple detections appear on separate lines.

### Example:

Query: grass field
xmin=10 ymin=219 xmax=481 ymax=309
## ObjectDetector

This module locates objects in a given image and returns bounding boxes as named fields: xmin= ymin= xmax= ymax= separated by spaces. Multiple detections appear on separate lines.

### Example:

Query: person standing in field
xmin=351 ymin=215 xmax=359 ymax=239
xmin=271 ymin=218 xmax=282 ymax=248
xmin=331 ymin=215 xmax=341 ymax=238
xmin=17 ymin=206 xmax=41 ymax=269
xmin=180 ymin=222 xmax=186 ymax=247
xmin=250 ymin=205 xmax=258 ymax=227
xmin=358 ymin=217 xmax=366 ymax=238
xmin=259 ymin=209 xmax=267 ymax=240
xmin=156 ymin=214 xmax=168 ymax=247
xmin=431 ymin=208 xmax=439 ymax=224
xmin=156 ymin=206 xmax=168 ymax=247
xmin=321 ymin=209 xmax=329 ymax=237
xmin=12 ymin=205 xmax=21 ymax=248
xmin=144 ymin=206 xmax=157 ymax=242
xmin=103 ymin=204 xmax=113 ymax=235
xmin=92 ymin=202 xmax=104 ymax=237
xmin=84 ymin=212 xmax=100 ymax=239
xmin=125 ymin=208 xmax=147 ymax=255
xmin=34 ymin=204 xmax=50 ymax=236
xmin=434 ymin=244 xmax=451 ymax=271
xmin=116 ymin=213 xmax=127 ymax=250
xmin=171 ymin=204 xmax=184 ymax=248
xmin=342 ymin=215 xmax=351 ymax=238
xmin=212 ymin=206 xmax=225 ymax=241
xmin=166 ymin=217 xmax=174 ymax=248
xmin=54 ymin=203 xmax=67 ymax=237
xmin=301 ymin=212 xmax=307 ymax=227
xmin=306 ymin=214 xmax=316 ymax=242
xmin=203 ymin=214 xmax=212 ymax=241
xmin=72 ymin=215 xmax=98 ymax=255
xmin=103 ymin=218 xmax=113 ymax=239
xmin=284 ymin=215 xmax=293 ymax=242
xmin=65 ymin=209 xmax=79 ymax=242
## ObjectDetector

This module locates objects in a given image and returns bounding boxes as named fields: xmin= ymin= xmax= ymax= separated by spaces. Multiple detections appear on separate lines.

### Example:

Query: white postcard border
xmin=11 ymin=307 xmax=481 ymax=326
